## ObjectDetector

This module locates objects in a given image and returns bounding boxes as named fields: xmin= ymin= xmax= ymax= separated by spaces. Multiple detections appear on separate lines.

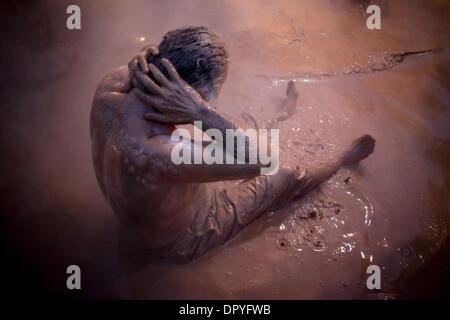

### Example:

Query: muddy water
xmin=1 ymin=0 xmax=449 ymax=298
xmin=123 ymin=0 xmax=450 ymax=299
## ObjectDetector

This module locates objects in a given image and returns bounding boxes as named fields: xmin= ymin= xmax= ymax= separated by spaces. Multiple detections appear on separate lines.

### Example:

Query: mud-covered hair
xmin=149 ymin=26 xmax=229 ymax=96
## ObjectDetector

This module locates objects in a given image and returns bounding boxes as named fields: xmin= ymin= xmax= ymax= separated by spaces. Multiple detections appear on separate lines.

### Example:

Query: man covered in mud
xmin=91 ymin=26 xmax=376 ymax=263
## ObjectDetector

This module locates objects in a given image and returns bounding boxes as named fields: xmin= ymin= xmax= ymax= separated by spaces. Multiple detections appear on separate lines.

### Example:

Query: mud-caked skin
xmin=90 ymin=27 xmax=376 ymax=263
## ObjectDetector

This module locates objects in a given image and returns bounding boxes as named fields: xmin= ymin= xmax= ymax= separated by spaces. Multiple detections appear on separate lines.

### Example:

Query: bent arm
xmin=199 ymin=104 xmax=259 ymax=162
xmin=119 ymin=91 xmax=265 ymax=184
xmin=130 ymin=58 xmax=262 ymax=163
xmin=93 ymin=44 xmax=160 ymax=101
xmin=123 ymin=134 xmax=264 ymax=184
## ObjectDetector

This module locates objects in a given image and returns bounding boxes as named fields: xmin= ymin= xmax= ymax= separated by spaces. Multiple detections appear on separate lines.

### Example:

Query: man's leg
xmin=153 ymin=168 xmax=299 ymax=262
xmin=158 ymin=134 xmax=375 ymax=262
xmin=291 ymin=134 xmax=376 ymax=200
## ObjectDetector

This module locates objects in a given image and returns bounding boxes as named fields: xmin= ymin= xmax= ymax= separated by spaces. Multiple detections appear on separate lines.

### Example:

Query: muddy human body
xmin=90 ymin=27 xmax=376 ymax=263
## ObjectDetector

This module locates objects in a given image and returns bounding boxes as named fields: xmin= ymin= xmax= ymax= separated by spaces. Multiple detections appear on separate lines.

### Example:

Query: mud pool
xmin=0 ymin=0 xmax=449 ymax=299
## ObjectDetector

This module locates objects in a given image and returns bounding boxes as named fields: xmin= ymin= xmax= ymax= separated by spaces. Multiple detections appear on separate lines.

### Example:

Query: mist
xmin=0 ymin=0 xmax=449 ymax=299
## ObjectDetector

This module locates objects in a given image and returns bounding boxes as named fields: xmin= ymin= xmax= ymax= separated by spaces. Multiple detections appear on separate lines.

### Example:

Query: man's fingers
xmin=135 ymin=72 xmax=162 ymax=95
xmin=128 ymin=57 xmax=139 ymax=72
xmin=129 ymin=57 xmax=148 ymax=89
xmin=161 ymin=58 xmax=183 ymax=82
xmin=137 ymin=45 xmax=159 ymax=74
xmin=135 ymin=90 xmax=176 ymax=114
xmin=138 ymin=54 xmax=149 ymax=74
xmin=143 ymin=45 xmax=159 ymax=58
xmin=134 ymin=89 xmax=160 ymax=108
xmin=131 ymin=75 xmax=146 ymax=91
xmin=143 ymin=112 xmax=171 ymax=123
xmin=148 ymin=63 xmax=170 ymax=87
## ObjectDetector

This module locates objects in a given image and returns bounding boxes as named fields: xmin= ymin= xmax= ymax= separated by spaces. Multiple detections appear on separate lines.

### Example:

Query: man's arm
xmin=119 ymin=90 xmax=265 ymax=183
xmin=93 ymin=44 xmax=160 ymax=105
xmin=91 ymin=45 xmax=161 ymax=137
xmin=130 ymin=58 xmax=263 ymax=163
xmin=145 ymin=136 xmax=263 ymax=183
xmin=121 ymin=90 xmax=375 ymax=203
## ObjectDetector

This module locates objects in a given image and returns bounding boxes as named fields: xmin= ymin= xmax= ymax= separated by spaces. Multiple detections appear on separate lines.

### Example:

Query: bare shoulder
xmin=91 ymin=66 xmax=130 ymax=139
xmin=94 ymin=65 xmax=130 ymax=102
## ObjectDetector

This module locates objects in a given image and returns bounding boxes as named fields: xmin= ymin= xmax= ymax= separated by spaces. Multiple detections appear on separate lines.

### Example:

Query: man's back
xmin=90 ymin=67 xmax=206 ymax=248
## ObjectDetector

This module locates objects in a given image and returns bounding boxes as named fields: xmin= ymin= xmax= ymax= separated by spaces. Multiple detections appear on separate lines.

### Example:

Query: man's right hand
xmin=128 ymin=44 xmax=160 ymax=91
xmin=134 ymin=58 xmax=210 ymax=125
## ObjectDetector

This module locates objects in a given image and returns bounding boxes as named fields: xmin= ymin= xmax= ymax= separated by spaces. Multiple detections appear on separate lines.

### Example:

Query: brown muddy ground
xmin=0 ymin=0 xmax=449 ymax=299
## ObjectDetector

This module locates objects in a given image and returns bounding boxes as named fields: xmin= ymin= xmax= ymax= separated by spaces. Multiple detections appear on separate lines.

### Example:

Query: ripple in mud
xmin=273 ymin=195 xmax=344 ymax=253
xmin=297 ymin=222 xmax=328 ymax=252
xmin=275 ymin=237 xmax=290 ymax=251
xmin=292 ymin=197 xmax=343 ymax=221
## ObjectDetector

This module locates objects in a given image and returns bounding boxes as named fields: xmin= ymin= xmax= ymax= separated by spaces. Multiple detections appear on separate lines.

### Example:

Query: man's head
xmin=149 ymin=26 xmax=229 ymax=104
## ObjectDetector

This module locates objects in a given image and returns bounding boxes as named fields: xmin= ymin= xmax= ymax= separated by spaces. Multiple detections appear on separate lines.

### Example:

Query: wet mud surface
xmin=0 ymin=0 xmax=449 ymax=299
